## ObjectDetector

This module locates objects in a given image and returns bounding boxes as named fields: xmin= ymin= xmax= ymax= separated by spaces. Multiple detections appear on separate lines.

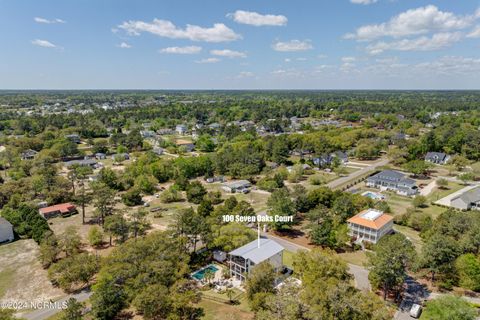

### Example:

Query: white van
xmin=410 ymin=304 xmax=422 ymax=318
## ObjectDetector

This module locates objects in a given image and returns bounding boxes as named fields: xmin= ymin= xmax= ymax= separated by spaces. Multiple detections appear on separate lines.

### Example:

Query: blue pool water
xmin=192 ymin=265 xmax=219 ymax=280
xmin=362 ymin=191 xmax=384 ymax=200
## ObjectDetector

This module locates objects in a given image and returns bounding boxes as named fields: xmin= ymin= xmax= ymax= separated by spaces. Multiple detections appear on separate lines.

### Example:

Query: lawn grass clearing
xmin=338 ymin=251 xmax=368 ymax=266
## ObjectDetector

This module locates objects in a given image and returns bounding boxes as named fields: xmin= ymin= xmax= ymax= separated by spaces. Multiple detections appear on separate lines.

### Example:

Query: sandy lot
xmin=0 ymin=240 xmax=64 ymax=304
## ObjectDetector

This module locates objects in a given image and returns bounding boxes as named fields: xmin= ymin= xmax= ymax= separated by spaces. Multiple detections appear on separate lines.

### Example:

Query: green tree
xmin=413 ymin=195 xmax=428 ymax=209
xmin=186 ymin=181 xmax=207 ymax=204
xmin=91 ymin=182 xmax=116 ymax=225
xmin=368 ymin=234 xmax=416 ymax=300
xmin=103 ymin=214 xmax=129 ymax=245
xmin=59 ymin=226 xmax=81 ymax=257
xmin=403 ymin=160 xmax=431 ymax=177
xmin=48 ymin=253 xmax=98 ymax=292
xmin=245 ymin=261 xmax=276 ymax=303
xmin=60 ymin=298 xmax=84 ymax=320
xmin=88 ymin=226 xmax=104 ymax=248
xmin=455 ymin=254 xmax=480 ymax=291
xmin=267 ymin=188 xmax=295 ymax=230
xmin=212 ymin=223 xmax=256 ymax=252
xmin=129 ymin=208 xmax=151 ymax=239
xmin=421 ymin=295 xmax=476 ymax=320
xmin=422 ymin=233 xmax=460 ymax=282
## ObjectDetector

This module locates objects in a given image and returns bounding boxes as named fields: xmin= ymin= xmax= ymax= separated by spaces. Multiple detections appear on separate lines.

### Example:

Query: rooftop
xmin=39 ymin=203 xmax=76 ymax=214
xmin=347 ymin=209 xmax=393 ymax=230
xmin=229 ymin=238 xmax=284 ymax=264
xmin=0 ymin=217 xmax=12 ymax=226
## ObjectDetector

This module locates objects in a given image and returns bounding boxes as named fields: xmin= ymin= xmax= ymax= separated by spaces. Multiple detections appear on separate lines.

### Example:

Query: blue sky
xmin=1 ymin=0 xmax=479 ymax=89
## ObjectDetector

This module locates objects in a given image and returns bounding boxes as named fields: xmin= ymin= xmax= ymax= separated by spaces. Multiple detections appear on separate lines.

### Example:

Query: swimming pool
xmin=362 ymin=191 xmax=385 ymax=200
xmin=192 ymin=265 xmax=219 ymax=280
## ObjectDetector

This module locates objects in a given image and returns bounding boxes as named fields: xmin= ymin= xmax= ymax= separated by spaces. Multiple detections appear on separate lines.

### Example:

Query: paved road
xmin=20 ymin=290 xmax=92 ymax=320
xmin=264 ymin=233 xmax=371 ymax=291
xmin=327 ymin=158 xmax=390 ymax=190
xmin=394 ymin=277 xmax=480 ymax=320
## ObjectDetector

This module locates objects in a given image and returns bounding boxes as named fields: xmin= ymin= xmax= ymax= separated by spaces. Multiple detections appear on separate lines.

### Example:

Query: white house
xmin=176 ymin=124 xmax=188 ymax=135
xmin=221 ymin=180 xmax=251 ymax=193
xmin=450 ymin=187 xmax=480 ymax=211
xmin=347 ymin=209 xmax=393 ymax=244
xmin=229 ymin=238 xmax=284 ymax=282
xmin=0 ymin=217 xmax=14 ymax=243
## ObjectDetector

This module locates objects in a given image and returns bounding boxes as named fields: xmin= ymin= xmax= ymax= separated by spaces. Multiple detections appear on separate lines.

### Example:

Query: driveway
xmin=19 ymin=290 xmax=92 ymax=320
xmin=327 ymin=158 xmax=389 ymax=190
xmin=420 ymin=180 xmax=437 ymax=196
xmin=434 ymin=183 xmax=478 ymax=207
xmin=263 ymin=233 xmax=371 ymax=291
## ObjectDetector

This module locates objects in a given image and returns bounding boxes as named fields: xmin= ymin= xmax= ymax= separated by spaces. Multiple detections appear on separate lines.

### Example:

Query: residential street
xmin=19 ymin=290 xmax=92 ymax=320
xmin=327 ymin=158 xmax=390 ymax=190
xmin=264 ymin=233 xmax=372 ymax=291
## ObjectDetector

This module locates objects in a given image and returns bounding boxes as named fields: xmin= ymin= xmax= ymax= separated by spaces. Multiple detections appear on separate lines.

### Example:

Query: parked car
xmin=410 ymin=304 xmax=422 ymax=318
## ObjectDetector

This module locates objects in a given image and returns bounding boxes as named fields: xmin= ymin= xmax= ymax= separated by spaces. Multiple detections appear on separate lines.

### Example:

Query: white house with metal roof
xmin=228 ymin=238 xmax=284 ymax=282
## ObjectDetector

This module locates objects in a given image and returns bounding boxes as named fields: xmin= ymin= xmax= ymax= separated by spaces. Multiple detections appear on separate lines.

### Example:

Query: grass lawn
xmin=198 ymin=299 xmax=253 ymax=320
xmin=338 ymin=251 xmax=368 ymax=266
xmin=283 ymin=250 xmax=295 ymax=270
xmin=426 ymin=182 xmax=464 ymax=203
xmin=393 ymin=225 xmax=423 ymax=252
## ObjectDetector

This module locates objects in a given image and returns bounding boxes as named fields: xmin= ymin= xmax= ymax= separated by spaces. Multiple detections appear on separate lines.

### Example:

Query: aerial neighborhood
xmin=1 ymin=90 xmax=480 ymax=320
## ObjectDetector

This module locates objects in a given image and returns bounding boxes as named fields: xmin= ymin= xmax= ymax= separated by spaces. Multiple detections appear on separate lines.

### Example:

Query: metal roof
xmin=229 ymin=238 xmax=284 ymax=264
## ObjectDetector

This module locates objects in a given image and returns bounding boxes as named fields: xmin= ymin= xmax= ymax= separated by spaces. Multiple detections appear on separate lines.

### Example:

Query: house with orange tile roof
xmin=347 ymin=209 xmax=393 ymax=244
xmin=39 ymin=203 xmax=77 ymax=219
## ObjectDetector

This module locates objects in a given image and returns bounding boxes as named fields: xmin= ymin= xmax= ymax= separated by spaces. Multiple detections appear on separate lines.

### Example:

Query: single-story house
xmin=152 ymin=147 xmax=164 ymax=156
xmin=140 ymin=130 xmax=155 ymax=138
xmin=39 ymin=203 xmax=77 ymax=219
xmin=176 ymin=124 xmax=188 ymax=135
xmin=65 ymin=134 xmax=81 ymax=144
xmin=425 ymin=152 xmax=450 ymax=165
xmin=65 ymin=159 xmax=98 ymax=169
xmin=176 ymin=140 xmax=195 ymax=152
xmin=222 ymin=180 xmax=251 ymax=193
xmin=450 ymin=187 xmax=480 ymax=211
xmin=347 ymin=209 xmax=393 ymax=244
xmin=313 ymin=154 xmax=333 ymax=168
xmin=21 ymin=149 xmax=38 ymax=160
xmin=229 ymin=238 xmax=284 ymax=282
xmin=0 ymin=217 xmax=14 ymax=243
xmin=95 ymin=152 xmax=106 ymax=160
xmin=331 ymin=151 xmax=349 ymax=164
xmin=366 ymin=170 xmax=418 ymax=196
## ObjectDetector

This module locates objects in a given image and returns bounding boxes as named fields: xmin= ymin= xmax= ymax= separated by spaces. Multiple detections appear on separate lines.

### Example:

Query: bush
xmin=88 ymin=226 xmax=104 ymax=248
xmin=122 ymin=188 xmax=143 ymax=206
xmin=309 ymin=176 xmax=323 ymax=186
xmin=186 ymin=181 xmax=207 ymax=204
xmin=160 ymin=186 xmax=183 ymax=203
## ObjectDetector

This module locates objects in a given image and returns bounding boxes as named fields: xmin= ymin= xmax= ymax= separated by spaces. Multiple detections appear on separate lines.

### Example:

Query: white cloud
xmin=366 ymin=32 xmax=462 ymax=54
xmin=467 ymin=25 xmax=480 ymax=38
xmin=317 ymin=54 xmax=328 ymax=59
xmin=296 ymin=57 xmax=307 ymax=61
xmin=31 ymin=39 xmax=57 ymax=48
xmin=345 ymin=5 xmax=476 ymax=41
xmin=284 ymin=58 xmax=291 ymax=63
xmin=341 ymin=56 xmax=356 ymax=63
xmin=272 ymin=40 xmax=313 ymax=52
xmin=117 ymin=42 xmax=132 ymax=49
xmin=210 ymin=49 xmax=246 ymax=58
xmin=118 ymin=19 xmax=241 ymax=42
xmin=237 ymin=71 xmax=255 ymax=78
xmin=195 ymin=58 xmax=220 ymax=64
xmin=34 ymin=17 xmax=66 ymax=24
xmin=413 ymin=56 xmax=480 ymax=75
xmin=350 ymin=0 xmax=378 ymax=5
xmin=159 ymin=46 xmax=202 ymax=54
xmin=227 ymin=10 xmax=287 ymax=26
